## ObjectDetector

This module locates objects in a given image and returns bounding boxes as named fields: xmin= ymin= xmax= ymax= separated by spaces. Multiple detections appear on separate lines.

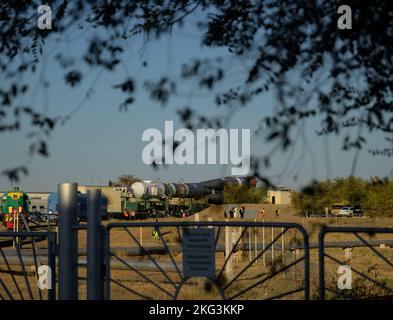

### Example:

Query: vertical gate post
xmin=58 ymin=183 xmax=78 ymax=300
xmin=224 ymin=221 xmax=233 ymax=280
xmin=47 ymin=232 xmax=57 ymax=300
xmin=87 ymin=189 xmax=104 ymax=300
xmin=318 ymin=228 xmax=326 ymax=300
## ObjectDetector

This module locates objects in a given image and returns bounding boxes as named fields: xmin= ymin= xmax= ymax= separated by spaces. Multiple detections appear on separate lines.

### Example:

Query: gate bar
xmin=87 ymin=189 xmax=104 ymax=300
xmin=47 ymin=232 xmax=57 ymax=300
xmin=58 ymin=182 xmax=78 ymax=300
xmin=319 ymin=226 xmax=393 ymax=300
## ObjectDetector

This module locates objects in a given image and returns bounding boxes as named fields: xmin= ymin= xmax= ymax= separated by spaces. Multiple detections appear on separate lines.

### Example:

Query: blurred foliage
xmin=292 ymin=177 xmax=393 ymax=216
xmin=223 ymin=183 xmax=267 ymax=204
xmin=1 ymin=1 xmax=393 ymax=181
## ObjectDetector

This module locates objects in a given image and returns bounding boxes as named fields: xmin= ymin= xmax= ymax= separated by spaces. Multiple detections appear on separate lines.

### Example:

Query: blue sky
xmin=0 ymin=20 xmax=391 ymax=192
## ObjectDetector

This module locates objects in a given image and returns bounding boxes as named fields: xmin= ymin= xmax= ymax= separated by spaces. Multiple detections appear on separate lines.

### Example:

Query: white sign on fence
xmin=182 ymin=228 xmax=215 ymax=279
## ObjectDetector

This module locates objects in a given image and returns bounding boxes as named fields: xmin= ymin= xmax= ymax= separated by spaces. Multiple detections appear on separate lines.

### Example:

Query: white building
xmin=267 ymin=187 xmax=293 ymax=205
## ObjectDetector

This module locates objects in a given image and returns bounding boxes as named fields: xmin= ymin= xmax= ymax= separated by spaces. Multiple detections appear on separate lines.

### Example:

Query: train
xmin=48 ymin=192 xmax=108 ymax=221
xmin=0 ymin=188 xmax=109 ymax=229
xmin=122 ymin=196 xmax=209 ymax=219
xmin=117 ymin=176 xmax=257 ymax=218
xmin=126 ymin=176 xmax=256 ymax=203
xmin=0 ymin=187 xmax=30 ymax=229
xmin=0 ymin=176 xmax=256 ymax=225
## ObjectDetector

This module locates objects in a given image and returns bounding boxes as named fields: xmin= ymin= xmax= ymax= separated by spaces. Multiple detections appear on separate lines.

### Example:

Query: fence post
xmin=47 ymin=232 xmax=57 ymax=300
xmin=248 ymin=227 xmax=252 ymax=262
xmin=262 ymin=220 xmax=265 ymax=267
xmin=207 ymin=217 xmax=213 ymax=228
xmin=224 ymin=220 xmax=233 ymax=280
xmin=271 ymin=227 xmax=274 ymax=264
xmin=254 ymin=219 xmax=257 ymax=261
xmin=318 ymin=228 xmax=326 ymax=300
xmin=281 ymin=227 xmax=285 ymax=279
xmin=58 ymin=182 xmax=78 ymax=300
xmin=87 ymin=189 xmax=104 ymax=300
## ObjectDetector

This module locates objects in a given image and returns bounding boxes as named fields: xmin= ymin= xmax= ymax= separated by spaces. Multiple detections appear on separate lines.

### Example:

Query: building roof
xmin=268 ymin=186 xmax=295 ymax=192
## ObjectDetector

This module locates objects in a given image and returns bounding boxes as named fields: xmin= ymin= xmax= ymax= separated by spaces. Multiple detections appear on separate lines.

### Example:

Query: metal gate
xmin=319 ymin=226 xmax=393 ymax=300
xmin=0 ymin=231 xmax=56 ymax=300
xmin=104 ymin=221 xmax=310 ymax=300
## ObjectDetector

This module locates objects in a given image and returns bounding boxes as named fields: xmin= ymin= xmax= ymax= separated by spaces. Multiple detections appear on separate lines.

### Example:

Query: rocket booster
xmin=127 ymin=176 xmax=256 ymax=204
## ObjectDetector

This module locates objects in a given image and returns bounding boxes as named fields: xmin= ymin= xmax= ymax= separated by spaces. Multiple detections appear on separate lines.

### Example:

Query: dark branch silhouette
xmin=1 ymin=1 xmax=392 ymax=183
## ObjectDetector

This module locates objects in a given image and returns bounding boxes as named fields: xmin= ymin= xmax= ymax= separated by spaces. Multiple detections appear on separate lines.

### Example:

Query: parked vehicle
xmin=338 ymin=206 xmax=354 ymax=216
xmin=353 ymin=205 xmax=363 ymax=216
xmin=330 ymin=203 xmax=347 ymax=216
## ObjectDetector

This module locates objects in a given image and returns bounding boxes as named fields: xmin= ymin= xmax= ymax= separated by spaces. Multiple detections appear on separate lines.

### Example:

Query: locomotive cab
xmin=1 ymin=187 xmax=30 ymax=230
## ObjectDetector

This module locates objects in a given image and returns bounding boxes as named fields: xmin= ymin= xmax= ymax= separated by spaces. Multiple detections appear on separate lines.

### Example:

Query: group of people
xmin=258 ymin=207 xmax=280 ymax=217
xmin=123 ymin=210 xmax=137 ymax=220
xmin=225 ymin=206 xmax=246 ymax=219
xmin=224 ymin=206 xmax=281 ymax=219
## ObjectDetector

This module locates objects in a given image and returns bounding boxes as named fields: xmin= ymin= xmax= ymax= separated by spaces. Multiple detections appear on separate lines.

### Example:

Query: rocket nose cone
xmin=132 ymin=182 xmax=147 ymax=198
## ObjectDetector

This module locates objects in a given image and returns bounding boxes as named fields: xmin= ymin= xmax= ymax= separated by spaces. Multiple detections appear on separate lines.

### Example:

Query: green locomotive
xmin=1 ymin=187 xmax=30 ymax=229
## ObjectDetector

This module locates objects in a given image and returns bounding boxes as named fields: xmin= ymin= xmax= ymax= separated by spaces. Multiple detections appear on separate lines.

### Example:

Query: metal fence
xmin=3 ymin=183 xmax=393 ymax=300
xmin=319 ymin=226 xmax=393 ymax=300
xmin=0 ymin=231 xmax=56 ymax=300
xmin=104 ymin=221 xmax=310 ymax=300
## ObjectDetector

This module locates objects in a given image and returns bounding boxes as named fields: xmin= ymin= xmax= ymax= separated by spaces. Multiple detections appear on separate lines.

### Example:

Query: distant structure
xmin=78 ymin=185 xmax=122 ymax=213
xmin=267 ymin=187 xmax=293 ymax=205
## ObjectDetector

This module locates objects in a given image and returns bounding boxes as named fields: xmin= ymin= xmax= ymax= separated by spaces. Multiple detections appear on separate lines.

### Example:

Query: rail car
xmin=117 ymin=175 xmax=256 ymax=220
xmin=48 ymin=192 xmax=108 ymax=221
xmin=121 ymin=196 xmax=209 ymax=219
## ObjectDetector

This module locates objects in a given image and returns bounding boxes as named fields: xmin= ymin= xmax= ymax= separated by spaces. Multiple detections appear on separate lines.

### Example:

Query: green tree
xmin=291 ymin=181 xmax=329 ymax=212
xmin=363 ymin=178 xmax=393 ymax=216
xmin=292 ymin=176 xmax=393 ymax=216
xmin=223 ymin=183 xmax=266 ymax=204
xmin=110 ymin=175 xmax=140 ymax=187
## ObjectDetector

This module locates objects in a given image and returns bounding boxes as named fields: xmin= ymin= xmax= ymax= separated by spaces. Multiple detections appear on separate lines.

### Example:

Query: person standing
xmin=239 ymin=207 xmax=246 ymax=219
xmin=275 ymin=208 xmax=280 ymax=217
xmin=123 ymin=210 xmax=129 ymax=220
xmin=229 ymin=208 xmax=234 ymax=219
xmin=233 ymin=206 xmax=238 ymax=219
xmin=152 ymin=218 xmax=161 ymax=239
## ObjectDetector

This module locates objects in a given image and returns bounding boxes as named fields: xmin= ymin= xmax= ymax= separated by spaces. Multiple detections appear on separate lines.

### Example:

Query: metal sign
xmin=182 ymin=228 xmax=215 ymax=279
